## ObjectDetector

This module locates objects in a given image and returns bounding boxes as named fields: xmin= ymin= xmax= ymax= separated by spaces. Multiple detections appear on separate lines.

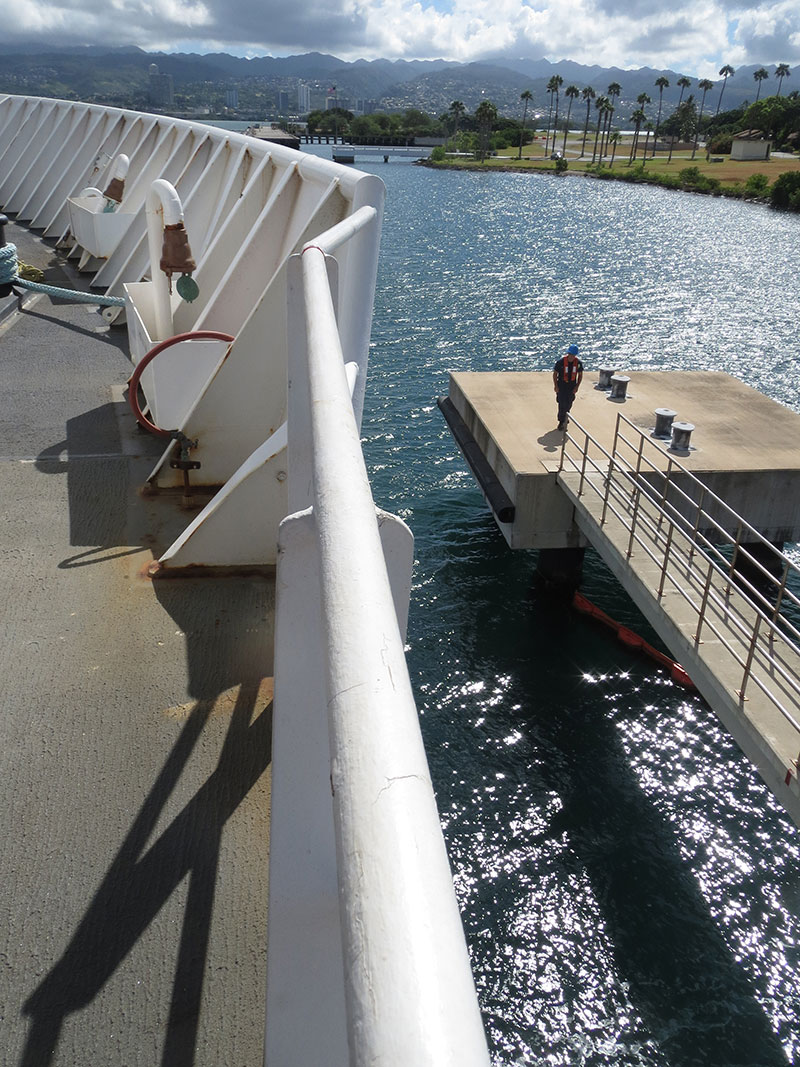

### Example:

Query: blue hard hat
xmin=567 ymin=344 xmax=579 ymax=355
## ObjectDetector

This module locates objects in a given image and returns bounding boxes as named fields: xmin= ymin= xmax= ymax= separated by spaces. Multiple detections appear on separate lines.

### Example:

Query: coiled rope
xmin=0 ymin=242 xmax=126 ymax=306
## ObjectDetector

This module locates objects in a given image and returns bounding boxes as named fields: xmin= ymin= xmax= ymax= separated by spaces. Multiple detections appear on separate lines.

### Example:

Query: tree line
xmin=305 ymin=64 xmax=799 ymax=162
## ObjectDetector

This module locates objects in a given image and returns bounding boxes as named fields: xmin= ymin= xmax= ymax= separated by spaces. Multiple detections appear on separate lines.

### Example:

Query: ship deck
xmin=0 ymin=221 xmax=273 ymax=1065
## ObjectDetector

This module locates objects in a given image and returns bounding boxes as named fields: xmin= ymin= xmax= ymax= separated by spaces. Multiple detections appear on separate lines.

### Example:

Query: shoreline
xmin=416 ymin=156 xmax=781 ymax=207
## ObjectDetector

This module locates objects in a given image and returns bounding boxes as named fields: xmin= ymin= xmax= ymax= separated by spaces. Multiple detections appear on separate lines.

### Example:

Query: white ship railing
xmin=0 ymin=95 xmax=388 ymax=562
xmin=267 ymin=211 xmax=490 ymax=1065
xmin=0 ymin=94 xmax=382 ymax=424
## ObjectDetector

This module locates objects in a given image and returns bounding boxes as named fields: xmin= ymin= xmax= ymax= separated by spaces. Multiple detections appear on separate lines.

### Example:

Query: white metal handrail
xmin=287 ymin=231 xmax=489 ymax=1063
xmin=558 ymin=415 xmax=800 ymax=736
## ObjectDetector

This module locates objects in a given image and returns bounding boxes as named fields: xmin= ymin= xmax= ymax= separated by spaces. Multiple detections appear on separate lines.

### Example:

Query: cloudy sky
xmin=6 ymin=0 xmax=800 ymax=78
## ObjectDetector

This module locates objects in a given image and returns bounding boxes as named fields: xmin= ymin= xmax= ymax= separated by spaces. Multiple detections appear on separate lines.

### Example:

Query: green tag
xmin=176 ymin=273 xmax=200 ymax=303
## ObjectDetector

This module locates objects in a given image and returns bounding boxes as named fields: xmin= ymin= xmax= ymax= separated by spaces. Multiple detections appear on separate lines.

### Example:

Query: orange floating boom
xmin=573 ymin=591 xmax=696 ymax=690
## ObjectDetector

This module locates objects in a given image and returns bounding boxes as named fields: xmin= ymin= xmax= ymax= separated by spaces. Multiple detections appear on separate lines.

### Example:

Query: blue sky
xmin=5 ymin=0 xmax=800 ymax=78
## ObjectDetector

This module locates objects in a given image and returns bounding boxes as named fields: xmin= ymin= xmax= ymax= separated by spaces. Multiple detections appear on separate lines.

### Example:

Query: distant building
xmin=731 ymin=131 xmax=771 ymax=161
xmin=148 ymin=63 xmax=174 ymax=109
xmin=355 ymin=99 xmax=379 ymax=115
xmin=226 ymin=88 xmax=239 ymax=110
xmin=297 ymin=82 xmax=311 ymax=114
xmin=278 ymin=91 xmax=289 ymax=114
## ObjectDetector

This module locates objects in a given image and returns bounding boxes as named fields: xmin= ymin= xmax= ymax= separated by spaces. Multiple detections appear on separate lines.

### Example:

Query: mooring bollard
xmin=670 ymin=421 xmax=695 ymax=450
xmin=598 ymin=367 xmax=616 ymax=389
xmin=610 ymin=374 xmax=630 ymax=399
xmin=654 ymin=408 xmax=677 ymax=438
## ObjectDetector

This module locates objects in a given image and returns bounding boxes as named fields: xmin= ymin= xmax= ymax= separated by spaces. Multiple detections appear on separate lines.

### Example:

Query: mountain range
xmin=0 ymin=45 xmax=795 ymax=117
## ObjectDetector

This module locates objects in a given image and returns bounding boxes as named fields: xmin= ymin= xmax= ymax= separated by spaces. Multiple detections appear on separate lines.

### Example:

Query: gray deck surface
xmin=0 ymin=222 xmax=273 ymax=1065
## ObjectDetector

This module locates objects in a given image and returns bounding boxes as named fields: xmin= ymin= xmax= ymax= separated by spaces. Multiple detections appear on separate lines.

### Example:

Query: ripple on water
xmin=353 ymin=157 xmax=800 ymax=1066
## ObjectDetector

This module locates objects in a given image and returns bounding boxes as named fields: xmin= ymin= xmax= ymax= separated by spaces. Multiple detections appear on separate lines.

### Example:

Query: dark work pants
xmin=557 ymin=386 xmax=576 ymax=423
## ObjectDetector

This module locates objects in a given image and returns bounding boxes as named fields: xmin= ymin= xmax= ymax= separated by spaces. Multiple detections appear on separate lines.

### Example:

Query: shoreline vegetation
xmin=395 ymin=85 xmax=800 ymax=212
xmin=300 ymin=78 xmax=800 ymax=210
xmin=418 ymin=142 xmax=800 ymax=210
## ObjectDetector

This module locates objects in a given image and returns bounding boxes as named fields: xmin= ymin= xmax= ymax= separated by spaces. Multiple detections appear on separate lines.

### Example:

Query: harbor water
xmin=305 ymin=147 xmax=800 ymax=1066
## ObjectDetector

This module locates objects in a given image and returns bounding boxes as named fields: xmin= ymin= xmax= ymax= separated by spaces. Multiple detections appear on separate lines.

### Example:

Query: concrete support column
xmin=535 ymin=547 xmax=586 ymax=594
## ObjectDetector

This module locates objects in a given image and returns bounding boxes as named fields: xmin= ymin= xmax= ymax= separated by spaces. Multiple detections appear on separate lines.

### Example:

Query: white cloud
xmin=732 ymin=2 xmax=800 ymax=64
xmin=4 ymin=0 xmax=800 ymax=75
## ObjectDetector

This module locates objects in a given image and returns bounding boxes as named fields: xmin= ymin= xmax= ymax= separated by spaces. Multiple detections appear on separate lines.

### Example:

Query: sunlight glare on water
xmin=316 ymin=148 xmax=800 ymax=1065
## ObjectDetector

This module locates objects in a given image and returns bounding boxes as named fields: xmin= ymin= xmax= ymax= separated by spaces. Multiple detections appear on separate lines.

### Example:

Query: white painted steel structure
xmin=558 ymin=413 xmax=800 ymax=825
xmin=0 ymin=94 xmax=385 ymax=564
xmin=268 ymin=235 xmax=490 ymax=1067
xmin=0 ymin=95 xmax=490 ymax=1065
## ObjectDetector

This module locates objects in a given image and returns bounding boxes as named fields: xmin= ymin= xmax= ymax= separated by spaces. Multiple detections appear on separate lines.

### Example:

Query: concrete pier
xmin=441 ymin=367 xmax=800 ymax=826
xmin=443 ymin=369 xmax=800 ymax=549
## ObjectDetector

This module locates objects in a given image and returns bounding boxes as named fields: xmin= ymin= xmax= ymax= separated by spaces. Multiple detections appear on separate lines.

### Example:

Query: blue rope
xmin=0 ymin=242 xmax=126 ymax=307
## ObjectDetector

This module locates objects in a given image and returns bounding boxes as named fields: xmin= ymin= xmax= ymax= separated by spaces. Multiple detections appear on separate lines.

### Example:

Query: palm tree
xmin=608 ymin=130 xmax=621 ymax=166
xmin=550 ymin=75 xmax=564 ymax=155
xmin=579 ymin=86 xmax=595 ymax=156
xmin=475 ymin=100 xmax=497 ymax=162
xmin=627 ymin=94 xmax=650 ymax=163
xmin=628 ymin=108 xmax=646 ymax=163
xmin=591 ymin=96 xmax=608 ymax=163
xmin=544 ymin=76 xmax=558 ymax=154
xmin=776 ymin=63 xmax=791 ymax=96
xmin=601 ymin=99 xmax=615 ymax=160
xmin=518 ymin=90 xmax=532 ymax=159
xmin=602 ymin=82 xmax=621 ymax=157
xmin=642 ymin=122 xmax=654 ymax=159
xmin=653 ymin=76 xmax=669 ymax=155
xmin=449 ymin=100 xmax=465 ymax=145
xmin=561 ymin=85 xmax=580 ymax=155
xmin=668 ymin=76 xmax=691 ymax=163
xmin=716 ymin=64 xmax=734 ymax=115
xmin=753 ymin=68 xmax=769 ymax=101
xmin=599 ymin=102 xmax=612 ymax=159
xmin=691 ymin=78 xmax=714 ymax=159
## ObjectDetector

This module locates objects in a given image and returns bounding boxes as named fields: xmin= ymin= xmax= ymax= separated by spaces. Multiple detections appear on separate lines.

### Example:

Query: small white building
xmin=731 ymin=132 xmax=771 ymax=161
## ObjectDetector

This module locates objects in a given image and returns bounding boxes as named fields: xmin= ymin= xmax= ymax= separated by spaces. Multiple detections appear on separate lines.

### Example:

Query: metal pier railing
xmin=557 ymin=413 xmax=800 ymax=825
